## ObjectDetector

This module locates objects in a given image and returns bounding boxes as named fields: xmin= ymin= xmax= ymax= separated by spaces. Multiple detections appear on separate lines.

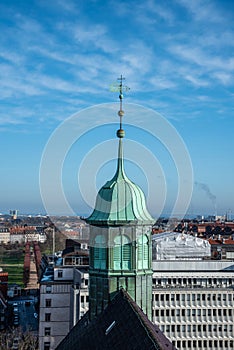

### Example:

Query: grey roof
xmin=56 ymin=289 xmax=176 ymax=350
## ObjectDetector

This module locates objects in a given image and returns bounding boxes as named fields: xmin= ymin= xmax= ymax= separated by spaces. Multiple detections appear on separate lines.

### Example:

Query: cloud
xmin=177 ymin=0 xmax=224 ymax=23
xmin=184 ymin=74 xmax=209 ymax=87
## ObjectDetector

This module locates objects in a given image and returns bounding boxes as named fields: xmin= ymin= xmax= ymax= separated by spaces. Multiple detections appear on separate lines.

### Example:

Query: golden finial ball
xmin=118 ymin=110 xmax=124 ymax=117
xmin=117 ymin=129 xmax=125 ymax=138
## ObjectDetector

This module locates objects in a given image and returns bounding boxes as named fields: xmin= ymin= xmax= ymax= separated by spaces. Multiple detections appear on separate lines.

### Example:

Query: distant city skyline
xmin=0 ymin=0 xmax=234 ymax=218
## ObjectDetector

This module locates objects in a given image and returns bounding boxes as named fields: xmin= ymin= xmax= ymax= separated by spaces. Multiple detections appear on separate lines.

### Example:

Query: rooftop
xmin=56 ymin=289 xmax=175 ymax=350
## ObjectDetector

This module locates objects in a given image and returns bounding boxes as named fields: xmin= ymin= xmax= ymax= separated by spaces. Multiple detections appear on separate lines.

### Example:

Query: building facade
xmin=39 ymin=250 xmax=89 ymax=350
xmin=152 ymin=260 xmax=234 ymax=350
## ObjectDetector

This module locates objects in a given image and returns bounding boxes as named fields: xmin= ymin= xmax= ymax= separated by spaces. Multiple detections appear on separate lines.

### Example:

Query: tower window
xmin=93 ymin=235 xmax=106 ymax=269
xmin=137 ymin=235 xmax=149 ymax=269
xmin=113 ymin=235 xmax=131 ymax=270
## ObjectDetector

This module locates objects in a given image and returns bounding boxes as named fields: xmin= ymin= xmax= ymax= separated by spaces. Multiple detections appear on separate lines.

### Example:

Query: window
xmin=46 ymin=285 xmax=51 ymax=293
xmin=44 ymin=342 xmax=50 ymax=350
xmin=45 ymin=299 xmax=51 ymax=308
xmin=81 ymin=295 xmax=84 ymax=303
xmin=114 ymin=235 xmax=131 ymax=270
xmin=45 ymin=313 xmax=51 ymax=322
xmin=137 ymin=235 xmax=149 ymax=269
xmin=93 ymin=235 xmax=106 ymax=269
xmin=44 ymin=327 xmax=51 ymax=336
xmin=58 ymin=270 xmax=63 ymax=278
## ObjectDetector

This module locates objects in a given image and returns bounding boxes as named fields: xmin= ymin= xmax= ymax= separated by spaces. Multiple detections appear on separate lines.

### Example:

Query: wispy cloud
xmin=177 ymin=0 xmax=225 ymax=23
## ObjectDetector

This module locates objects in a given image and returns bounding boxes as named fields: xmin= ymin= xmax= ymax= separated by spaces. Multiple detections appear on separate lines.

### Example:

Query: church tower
xmin=86 ymin=76 xmax=155 ymax=321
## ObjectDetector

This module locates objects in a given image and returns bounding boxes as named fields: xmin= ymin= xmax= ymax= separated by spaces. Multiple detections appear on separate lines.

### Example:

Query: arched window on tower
xmin=93 ymin=235 xmax=106 ymax=269
xmin=138 ymin=235 xmax=149 ymax=269
xmin=113 ymin=235 xmax=131 ymax=270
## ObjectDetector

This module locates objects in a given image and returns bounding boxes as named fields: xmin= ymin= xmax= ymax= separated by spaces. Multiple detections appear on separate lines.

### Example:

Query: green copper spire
xmin=86 ymin=76 xmax=154 ymax=226
xmin=87 ymin=77 xmax=154 ymax=321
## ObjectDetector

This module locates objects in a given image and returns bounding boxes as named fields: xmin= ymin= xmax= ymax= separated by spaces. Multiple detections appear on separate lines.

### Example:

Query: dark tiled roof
xmin=56 ymin=289 xmax=176 ymax=350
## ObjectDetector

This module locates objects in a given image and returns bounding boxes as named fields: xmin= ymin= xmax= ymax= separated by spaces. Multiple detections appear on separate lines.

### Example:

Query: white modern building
xmin=151 ymin=232 xmax=234 ymax=349
xmin=152 ymin=260 xmax=234 ymax=350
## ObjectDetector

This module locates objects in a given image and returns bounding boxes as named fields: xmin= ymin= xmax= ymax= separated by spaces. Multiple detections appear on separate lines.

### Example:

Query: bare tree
xmin=0 ymin=328 xmax=38 ymax=350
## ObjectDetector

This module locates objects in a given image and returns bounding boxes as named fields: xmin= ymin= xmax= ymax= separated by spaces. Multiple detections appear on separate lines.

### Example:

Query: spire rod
xmin=118 ymin=75 xmax=124 ymax=130
xmin=115 ymin=75 xmax=130 ymax=139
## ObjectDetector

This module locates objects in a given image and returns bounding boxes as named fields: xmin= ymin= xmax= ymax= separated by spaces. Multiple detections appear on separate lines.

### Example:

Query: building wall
xmin=152 ymin=268 xmax=234 ymax=350
xmin=39 ymin=283 xmax=71 ymax=350
xmin=39 ymin=266 xmax=89 ymax=350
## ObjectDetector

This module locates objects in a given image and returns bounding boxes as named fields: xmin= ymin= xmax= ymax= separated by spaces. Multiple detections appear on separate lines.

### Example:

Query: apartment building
xmin=39 ymin=248 xmax=89 ymax=350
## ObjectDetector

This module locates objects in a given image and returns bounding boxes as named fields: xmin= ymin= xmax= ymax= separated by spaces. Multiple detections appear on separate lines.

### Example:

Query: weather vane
xmin=110 ymin=75 xmax=130 ymax=138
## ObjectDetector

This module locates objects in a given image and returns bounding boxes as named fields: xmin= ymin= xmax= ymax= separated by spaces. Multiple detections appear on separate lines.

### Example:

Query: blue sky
xmin=0 ymin=0 xmax=234 ymax=219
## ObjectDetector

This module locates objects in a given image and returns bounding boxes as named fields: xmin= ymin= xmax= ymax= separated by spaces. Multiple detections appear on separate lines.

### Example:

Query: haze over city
xmin=0 ymin=0 xmax=234 ymax=218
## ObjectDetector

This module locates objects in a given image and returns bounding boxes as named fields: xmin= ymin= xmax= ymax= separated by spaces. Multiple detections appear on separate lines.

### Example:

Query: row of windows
xmin=153 ymin=277 xmax=234 ymax=287
xmin=44 ymin=295 xmax=88 ymax=310
xmin=154 ymin=308 xmax=233 ymax=318
xmin=153 ymin=292 xmax=234 ymax=302
xmin=160 ymin=324 xmax=233 ymax=333
xmin=174 ymin=339 xmax=234 ymax=349
xmin=93 ymin=234 xmax=149 ymax=270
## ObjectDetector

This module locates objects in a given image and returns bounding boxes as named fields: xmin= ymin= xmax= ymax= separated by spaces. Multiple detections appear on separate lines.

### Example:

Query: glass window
xmin=45 ymin=299 xmax=51 ymax=307
xmin=58 ymin=270 xmax=63 ymax=278
xmin=46 ymin=285 xmax=51 ymax=293
xmin=44 ymin=327 xmax=51 ymax=336
xmin=44 ymin=342 xmax=50 ymax=350
xmin=45 ymin=313 xmax=51 ymax=322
